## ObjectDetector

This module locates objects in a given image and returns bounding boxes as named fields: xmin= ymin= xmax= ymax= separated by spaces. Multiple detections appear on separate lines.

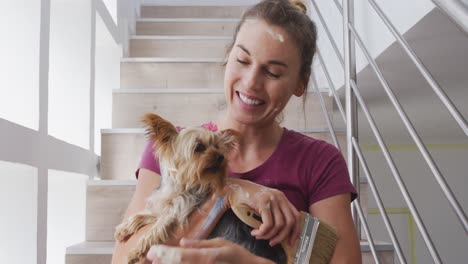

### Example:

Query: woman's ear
xmin=293 ymin=81 xmax=306 ymax=97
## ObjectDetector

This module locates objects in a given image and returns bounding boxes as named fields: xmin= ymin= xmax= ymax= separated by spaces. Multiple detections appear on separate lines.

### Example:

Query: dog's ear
xmin=142 ymin=113 xmax=178 ymax=146
xmin=218 ymin=129 xmax=240 ymax=151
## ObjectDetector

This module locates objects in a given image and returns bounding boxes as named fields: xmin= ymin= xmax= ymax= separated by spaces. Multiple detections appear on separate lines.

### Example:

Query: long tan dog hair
xmin=114 ymin=113 xmax=238 ymax=264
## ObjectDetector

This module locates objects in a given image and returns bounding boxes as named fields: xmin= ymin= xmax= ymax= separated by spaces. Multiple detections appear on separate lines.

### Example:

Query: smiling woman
xmin=113 ymin=1 xmax=361 ymax=264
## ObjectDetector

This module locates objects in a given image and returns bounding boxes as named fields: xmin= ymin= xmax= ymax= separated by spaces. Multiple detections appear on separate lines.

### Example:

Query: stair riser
xmin=121 ymin=62 xmax=225 ymax=89
xmin=136 ymin=21 xmax=239 ymax=36
xmin=112 ymin=92 xmax=332 ymax=129
xmin=66 ymin=255 xmax=111 ymax=264
xmin=86 ymin=184 xmax=136 ymax=241
xmin=100 ymin=131 xmax=344 ymax=180
xmin=362 ymin=251 xmax=394 ymax=264
xmin=86 ymin=177 xmax=367 ymax=242
xmin=66 ymin=250 xmax=391 ymax=264
xmin=140 ymin=6 xmax=247 ymax=19
xmin=129 ymin=39 xmax=231 ymax=58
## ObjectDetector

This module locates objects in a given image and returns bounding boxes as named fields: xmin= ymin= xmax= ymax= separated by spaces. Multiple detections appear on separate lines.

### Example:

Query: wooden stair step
xmin=111 ymin=89 xmax=333 ymax=129
xmin=86 ymin=180 xmax=136 ymax=241
xmin=65 ymin=240 xmax=392 ymax=264
xmin=129 ymin=36 xmax=231 ymax=58
xmin=140 ymin=5 xmax=248 ymax=19
xmin=100 ymin=128 xmax=345 ymax=180
xmin=121 ymin=59 xmax=225 ymax=89
xmin=136 ymin=18 xmax=239 ymax=36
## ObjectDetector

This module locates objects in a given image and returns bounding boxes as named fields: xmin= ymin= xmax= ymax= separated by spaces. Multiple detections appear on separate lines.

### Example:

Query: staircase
xmin=65 ymin=4 xmax=394 ymax=263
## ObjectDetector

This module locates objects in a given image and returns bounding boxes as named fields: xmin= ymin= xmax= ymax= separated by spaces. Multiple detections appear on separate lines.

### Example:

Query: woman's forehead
xmin=235 ymin=19 xmax=300 ymax=64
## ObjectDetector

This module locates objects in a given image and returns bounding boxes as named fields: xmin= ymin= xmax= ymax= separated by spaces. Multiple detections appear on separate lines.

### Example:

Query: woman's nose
xmin=242 ymin=66 xmax=262 ymax=90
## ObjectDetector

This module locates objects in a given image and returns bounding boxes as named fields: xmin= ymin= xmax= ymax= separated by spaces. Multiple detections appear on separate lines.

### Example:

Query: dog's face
xmin=143 ymin=113 xmax=238 ymax=191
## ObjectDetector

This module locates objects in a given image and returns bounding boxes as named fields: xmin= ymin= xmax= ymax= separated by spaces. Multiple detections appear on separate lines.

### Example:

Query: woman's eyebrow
xmin=236 ymin=44 xmax=288 ymax=68
xmin=236 ymin=44 xmax=250 ymax=55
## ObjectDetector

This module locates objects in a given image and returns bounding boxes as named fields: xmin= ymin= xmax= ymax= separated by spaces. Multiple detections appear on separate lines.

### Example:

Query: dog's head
xmin=143 ymin=113 xmax=239 ymax=191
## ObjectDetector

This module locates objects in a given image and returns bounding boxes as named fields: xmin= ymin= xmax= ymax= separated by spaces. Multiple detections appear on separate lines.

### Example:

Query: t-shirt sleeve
xmin=307 ymin=142 xmax=357 ymax=206
xmin=135 ymin=140 xmax=161 ymax=179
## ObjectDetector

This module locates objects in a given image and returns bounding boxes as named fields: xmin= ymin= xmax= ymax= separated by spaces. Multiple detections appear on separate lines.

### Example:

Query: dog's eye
xmin=194 ymin=143 xmax=206 ymax=153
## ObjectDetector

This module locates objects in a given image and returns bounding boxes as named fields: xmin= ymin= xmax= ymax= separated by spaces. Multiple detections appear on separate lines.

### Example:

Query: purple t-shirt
xmin=137 ymin=124 xmax=357 ymax=212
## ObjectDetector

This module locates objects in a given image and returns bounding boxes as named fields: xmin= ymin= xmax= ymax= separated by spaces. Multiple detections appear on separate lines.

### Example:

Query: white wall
xmin=48 ymin=0 xmax=92 ymax=150
xmin=0 ymin=0 xmax=41 ymax=130
xmin=0 ymin=161 xmax=38 ymax=263
xmin=47 ymin=170 xmax=88 ymax=264
xmin=363 ymin=145 xmax=468 ymax=263
xmin=103 ymin=0 xmax=118 ymax=23
xmin=94 ymin=11 xmax=121 ymax=155
xmin=310 ymin=0 xmax=435 ymax=90
xmin=0 ymin=0 xmax=122 ymax=263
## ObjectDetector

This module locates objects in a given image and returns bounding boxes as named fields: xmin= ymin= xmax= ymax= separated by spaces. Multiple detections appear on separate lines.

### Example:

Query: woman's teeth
xmin=239 ymin=93 xmax=262 ymax=106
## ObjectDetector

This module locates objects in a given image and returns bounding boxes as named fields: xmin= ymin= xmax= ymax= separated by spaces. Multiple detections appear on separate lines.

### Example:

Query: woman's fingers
xmin=255 ymin=196 xmax=285 ymax=243
xmin=268 ymin=200 xmax=296 ymax=246
xmin=250 ymin=195 xmax=274 ymax=238
xmin=147 ymin=244 xmax=218 ymax=264
xmin=249 ymin=190 xmax=301 ymax=247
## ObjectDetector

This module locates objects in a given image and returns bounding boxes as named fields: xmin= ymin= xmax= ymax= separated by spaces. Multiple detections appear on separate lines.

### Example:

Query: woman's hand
xmin=226 ymin=178 xmax=301 ymax=247
xmin=146 ymin=238 xmax=274 ymax=264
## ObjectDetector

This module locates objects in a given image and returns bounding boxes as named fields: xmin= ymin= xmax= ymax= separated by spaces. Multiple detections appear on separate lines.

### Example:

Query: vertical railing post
xmin=343 ymin=0 xmax=360 ymax=236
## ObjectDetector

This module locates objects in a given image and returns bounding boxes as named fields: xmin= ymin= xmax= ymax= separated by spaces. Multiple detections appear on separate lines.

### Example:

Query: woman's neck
xmin=217 ymin=117 xmax=284 ymax=172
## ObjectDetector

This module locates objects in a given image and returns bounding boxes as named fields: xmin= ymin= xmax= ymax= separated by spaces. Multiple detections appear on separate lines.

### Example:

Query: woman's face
xmin=224 ymin=19 xmax=305 ymax=127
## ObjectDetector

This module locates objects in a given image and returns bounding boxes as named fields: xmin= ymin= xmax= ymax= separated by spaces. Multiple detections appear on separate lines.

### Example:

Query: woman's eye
xmin=265 ymin=70 xmax=281 ymax=79
xmin=236 ymin=59 xmax=248 ymax=65
xmin=194 ymin=143 xmax=206 ymax=153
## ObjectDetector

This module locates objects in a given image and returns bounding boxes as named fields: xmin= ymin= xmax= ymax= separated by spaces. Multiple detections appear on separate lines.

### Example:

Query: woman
xmin=113 ymin=0 xmax=361 ymax=263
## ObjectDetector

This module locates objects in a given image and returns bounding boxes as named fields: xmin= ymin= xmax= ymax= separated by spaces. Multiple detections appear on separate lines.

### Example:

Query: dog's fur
xmin=114 ymin=113 xmax=238 ymax=264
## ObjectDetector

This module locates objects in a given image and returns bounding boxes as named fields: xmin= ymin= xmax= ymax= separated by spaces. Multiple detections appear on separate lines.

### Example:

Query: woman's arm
xmin=309 ymin=193 xmax=362 ymax=264
xmin=147 ymin=238 xmax=274 ymax=264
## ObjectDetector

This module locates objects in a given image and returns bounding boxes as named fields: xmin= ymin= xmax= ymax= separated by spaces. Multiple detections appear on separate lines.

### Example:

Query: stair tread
xmin=137 ymin=18 xmax=241 ymax=22
xmin=100 ymin=128 xmax=346 ymax=134
xmin=121 ymin=57 xmax=224 ymax=62
xmin=66 ymin=240 xmax=392 ymax=254
xmin=131 ymin=35 xmax=232 ymax=40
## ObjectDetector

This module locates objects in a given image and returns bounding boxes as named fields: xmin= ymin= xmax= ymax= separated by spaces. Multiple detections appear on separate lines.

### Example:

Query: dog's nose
xmin=215 ymin=154 xmax=224 ymax=163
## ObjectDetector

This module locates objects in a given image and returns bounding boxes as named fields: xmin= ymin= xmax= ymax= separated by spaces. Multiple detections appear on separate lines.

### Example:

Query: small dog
xmin=114 ymin=113 xmax=238 ymax=264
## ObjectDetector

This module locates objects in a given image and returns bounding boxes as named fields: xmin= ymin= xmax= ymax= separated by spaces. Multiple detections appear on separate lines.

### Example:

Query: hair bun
xmin=290 ymin=0 xmax=307 ymax=14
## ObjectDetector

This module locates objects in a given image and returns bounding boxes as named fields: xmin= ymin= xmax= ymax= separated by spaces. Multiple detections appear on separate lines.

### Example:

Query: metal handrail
xmin=317 ymin=50 xmax=347 ymax=124
xmin=354 ymin=199 xmax=381 ymax=264
xmin=343 ymin=0 xmax=361 ymax=237
xmin=310 ymin=0 xmax=345 ymax=67
xmin=311 ymin=74 xmax=341 ymax=151
xmin=311 ymin=0 xmax=468 ymax=261
xmin=350 ymin=78 xmax=442 ymax=263
xmin=432 ymin=0 xmax=468 ymax=35
xmin=367 ymin=0 xmax=468 ymax=137
xmin=329 ymin=0 xmax=468 ymax=136
xmin=352 ymin=137 xmax=407 ymax=263
xmin=348 ymin=22 xmax=468 ymax=234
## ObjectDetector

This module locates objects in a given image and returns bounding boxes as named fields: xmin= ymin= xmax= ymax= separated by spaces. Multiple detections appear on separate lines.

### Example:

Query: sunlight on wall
xmin=0 ymin=0 xmax=40 ymax=130
xmin=47 ymin=170 xmax=88 ymax=264
xmin=103 ymin=0 xmax=118 ymax=24
xmin=0 ymin=161 xmax=37 ymax=263
xmin=94 ymin=11 xmax=121 ymax=155
xmin=48 ymin=0 xmax=91 ymax=149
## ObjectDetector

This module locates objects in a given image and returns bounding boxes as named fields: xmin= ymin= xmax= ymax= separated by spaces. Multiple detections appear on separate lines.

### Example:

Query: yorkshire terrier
xmin=114 ymin=113 xmax=239 ymax=264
